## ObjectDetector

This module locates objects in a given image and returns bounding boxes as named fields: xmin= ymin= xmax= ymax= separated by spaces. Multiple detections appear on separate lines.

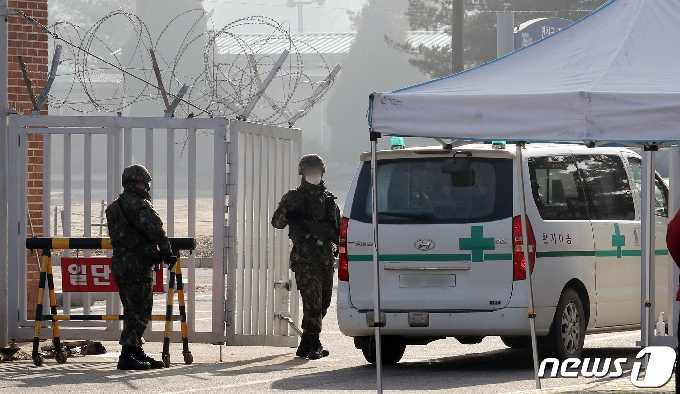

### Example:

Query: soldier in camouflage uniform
xmin=272 ymin=154 xmax=341 ymax=360
xmin=105 ymin=164 xmax=173 ymax=370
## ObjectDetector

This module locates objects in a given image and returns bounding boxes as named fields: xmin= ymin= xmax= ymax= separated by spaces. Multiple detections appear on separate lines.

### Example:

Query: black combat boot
xmin=307 ymin=334 xmax=329 ymax=360
xmin=117 ymin=345 xmax=151 ymax=370
xmin=134 ymin=346 xmax=166 ymax=369
xmin=296 ymin=333 xmax=311 ymax=357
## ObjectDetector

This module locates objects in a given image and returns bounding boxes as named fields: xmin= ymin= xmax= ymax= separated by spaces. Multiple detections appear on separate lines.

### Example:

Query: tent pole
xmin=669 ymin=146 xmax=680 ymax=339
xmin=516 ymin=143 xmax=541 ymax=389
xmin=640 ymin=146 xmax=657 ymax=349
xmin=370 ymin=131 xmax=383 ymax=393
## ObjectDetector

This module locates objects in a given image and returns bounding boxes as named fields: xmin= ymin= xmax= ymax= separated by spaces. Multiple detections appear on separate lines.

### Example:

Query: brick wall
xmin=7 ymin=0 xmax=49 ymax=314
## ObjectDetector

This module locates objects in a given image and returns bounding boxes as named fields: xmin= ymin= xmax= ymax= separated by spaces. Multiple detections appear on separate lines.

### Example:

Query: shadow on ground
xmin=0 ymin=347 xmax=642 ymax=392
xmin=270 ymin=347 xmax=641 ymax=391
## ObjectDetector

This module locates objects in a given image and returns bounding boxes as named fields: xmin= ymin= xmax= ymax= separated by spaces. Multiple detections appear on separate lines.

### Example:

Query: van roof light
xmin=391 ymin=136 xmax=405 ymax=150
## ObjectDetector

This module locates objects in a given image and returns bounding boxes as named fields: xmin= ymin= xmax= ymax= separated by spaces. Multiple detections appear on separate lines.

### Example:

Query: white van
xmin=337 ymin=143 xmax=670 ymax=364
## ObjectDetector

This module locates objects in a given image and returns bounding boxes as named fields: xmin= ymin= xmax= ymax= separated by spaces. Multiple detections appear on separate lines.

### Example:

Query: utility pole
xmin=451 ymin=0 xmax=464 ymax=73
xmin=496 ymin=11 xmax=514 ymax=58
xmin=286 ymin=0 xmax=325 ymax=34
xmin=297 ymin=2 xmax=303 ymax=33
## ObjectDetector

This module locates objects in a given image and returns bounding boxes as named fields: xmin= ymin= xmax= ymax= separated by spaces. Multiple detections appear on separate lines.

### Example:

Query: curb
xmin=194 ymin=258 xmax=213 ymax=268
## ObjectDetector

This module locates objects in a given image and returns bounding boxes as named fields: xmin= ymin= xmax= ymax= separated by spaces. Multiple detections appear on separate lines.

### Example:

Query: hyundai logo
xmin=414 ymin=239 xmax=435 ymax=251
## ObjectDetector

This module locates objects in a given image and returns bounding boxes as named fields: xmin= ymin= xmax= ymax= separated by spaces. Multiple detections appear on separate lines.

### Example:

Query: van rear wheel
xmin=359 ymin=336 xmax=406 ymax=365
xmin=549 ymin=288 xmax=585 ymax=360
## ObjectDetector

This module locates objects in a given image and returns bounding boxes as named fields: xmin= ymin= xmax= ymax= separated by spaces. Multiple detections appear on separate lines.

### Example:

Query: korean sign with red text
xmin=61 ymin=257 xmax=164 ymax=293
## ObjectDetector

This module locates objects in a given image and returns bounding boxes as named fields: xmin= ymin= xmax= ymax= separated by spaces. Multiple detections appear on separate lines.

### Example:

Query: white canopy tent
xmin=370 ymin=0 xmax=680 ymax=143
xmin=366 ymin=0 xmax=680 ymax=390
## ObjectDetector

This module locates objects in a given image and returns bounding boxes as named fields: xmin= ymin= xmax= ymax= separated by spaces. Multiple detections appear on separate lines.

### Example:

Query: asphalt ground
xmin=1 ymin=269 xmax=676 ymax=393
xmin=1 ymin=333 xmax=674 ymax=393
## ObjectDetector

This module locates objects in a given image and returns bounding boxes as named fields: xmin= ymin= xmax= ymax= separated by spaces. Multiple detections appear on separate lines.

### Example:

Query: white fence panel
xmin=8 ymin=115 xmax=301 ymax=346
xmin=8 ymin=115 xmax=224 ymax=344
xmin=225 ymin=121 xmax=301 ymax=347
xmin=7 ymin=115 xmax=301 ymax=349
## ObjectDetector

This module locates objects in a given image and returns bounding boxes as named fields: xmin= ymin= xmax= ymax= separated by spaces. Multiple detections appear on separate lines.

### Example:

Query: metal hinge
xmin=223 ymin=301 xmax=230 ymax=326
xmin=274 ymin=280 xmax=292 ymax=291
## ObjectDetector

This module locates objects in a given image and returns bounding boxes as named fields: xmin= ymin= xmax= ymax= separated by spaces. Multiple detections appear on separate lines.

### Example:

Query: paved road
xmin=1 ymin=269 xmax=675 ymax=393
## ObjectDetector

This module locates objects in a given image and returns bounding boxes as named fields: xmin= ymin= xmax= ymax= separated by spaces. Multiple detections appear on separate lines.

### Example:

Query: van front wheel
xmin=550 ymin=288 xmax=585 ymax=360
xmin=359 ymin=336 xmax=406 ymax=365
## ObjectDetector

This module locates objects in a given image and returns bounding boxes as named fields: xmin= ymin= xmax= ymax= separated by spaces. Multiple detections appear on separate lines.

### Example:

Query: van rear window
xmin=350 ymin=158 xmax=513 ymax=224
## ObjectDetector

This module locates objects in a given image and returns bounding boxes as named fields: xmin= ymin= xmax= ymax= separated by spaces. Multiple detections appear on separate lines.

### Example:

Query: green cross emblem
xmin=611 ymin=223 xmax=625 ymax=258
xmin=460 ymin=226 xmax=495 ymax=262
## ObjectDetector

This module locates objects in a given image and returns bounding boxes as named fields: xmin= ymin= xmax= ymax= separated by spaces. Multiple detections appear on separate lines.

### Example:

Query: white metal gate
xmin=7 ymin=115 xmax=301 ymax=347
xmin=222 ymin=122 xmax=301 ymax=346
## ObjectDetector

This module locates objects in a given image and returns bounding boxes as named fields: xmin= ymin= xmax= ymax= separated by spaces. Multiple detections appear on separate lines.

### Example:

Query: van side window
xmin=575 ymin=155 xmax=635 ymax=220
xmin=627 ymin=157 xmax=668 ymax=218
xmin=528 ymin=155 xmax=588 ymax=220
xmin=654 ymin=177 xmax=669 ymax=217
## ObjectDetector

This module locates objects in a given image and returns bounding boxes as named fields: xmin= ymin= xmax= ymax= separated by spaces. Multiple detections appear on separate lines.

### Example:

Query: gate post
xmin=213 ymin=120 xmax=229 ymax=342
xmin=0 ymin=0 xmax=8 ymax=348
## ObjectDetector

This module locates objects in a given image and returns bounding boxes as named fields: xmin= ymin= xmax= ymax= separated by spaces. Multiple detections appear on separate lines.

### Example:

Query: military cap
xmin=298 ymin=154 xmax=325 ymax=175
xmin=122 ymin=164 xmax=152 ymax=186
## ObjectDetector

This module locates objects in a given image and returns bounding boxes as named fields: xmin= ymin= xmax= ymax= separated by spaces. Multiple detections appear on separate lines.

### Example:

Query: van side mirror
xmin=442 ymin=157 xmax=475 ymax=187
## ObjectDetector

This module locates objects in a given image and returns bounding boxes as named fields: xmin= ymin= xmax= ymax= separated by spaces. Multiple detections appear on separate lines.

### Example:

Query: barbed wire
xmin=203 ymin=0 xmax=595 ymax=13
xmin=17 ymin=10 xmax=335 ymax=125
xmin=202 ymin=15 xmax=333 ymax=124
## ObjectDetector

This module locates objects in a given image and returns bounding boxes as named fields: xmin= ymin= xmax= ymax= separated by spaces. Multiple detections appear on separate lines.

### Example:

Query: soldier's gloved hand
xmin=285 ymin=210 xmax=306 ymax=222
xmin=305 ymin=221 xmax=331 ymax=242
xmin=164 ymin=255 xmax=177 ymax=271
xmin=151 ymin=252 xmax=163 ymax=272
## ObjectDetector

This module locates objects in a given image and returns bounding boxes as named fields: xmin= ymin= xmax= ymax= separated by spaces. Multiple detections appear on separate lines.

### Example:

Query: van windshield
xmin=350 ymin=157 xmax=513 ymax=224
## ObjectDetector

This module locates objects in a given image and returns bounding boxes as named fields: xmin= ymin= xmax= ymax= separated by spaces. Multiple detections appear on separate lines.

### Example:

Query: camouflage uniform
xmin=106 ymin=167 xmax=171 ymax=348
xmin=271 ymin=169 xmax=340 ymax=335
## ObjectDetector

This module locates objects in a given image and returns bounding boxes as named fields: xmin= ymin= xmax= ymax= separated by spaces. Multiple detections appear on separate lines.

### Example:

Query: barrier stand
xmin=31 ymin=248 xmax=65 ymax=365
xmin=162 ymin=247 xmax=193 ymax=366
xmin=25 ymin=237 xmax=195 ymax=367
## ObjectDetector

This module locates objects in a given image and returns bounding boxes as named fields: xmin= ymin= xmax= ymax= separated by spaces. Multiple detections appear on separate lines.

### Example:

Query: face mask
xmin=305 ymin=174 xmax=322 ymax=185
